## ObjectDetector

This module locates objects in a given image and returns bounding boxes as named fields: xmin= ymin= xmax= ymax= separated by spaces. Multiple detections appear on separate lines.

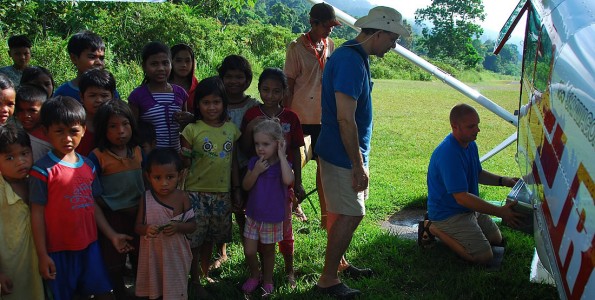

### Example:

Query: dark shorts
xmin=302 ymin=124 xmax=321 ymax=160
xmin=48 ymin=241 xmax=113 ymax=300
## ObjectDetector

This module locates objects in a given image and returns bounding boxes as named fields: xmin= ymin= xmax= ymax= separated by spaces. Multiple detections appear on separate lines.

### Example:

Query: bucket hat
xmin=354 ymin=6 xmax=409 ymax=37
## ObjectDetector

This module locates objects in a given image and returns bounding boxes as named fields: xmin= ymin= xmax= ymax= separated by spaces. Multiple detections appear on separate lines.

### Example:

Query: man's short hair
xmin=79 ymin=69 xmax=116 ymax=96
xmin=40 ymin=96 xmax=86 ymax=128
xmin=67 ymin=30 xmax=105 ymax=57
xmin=0 ymin=123 xmax=31 ymax=153
xmin=8 ymin=35 xmax=32 ymax=49
xmin=450 ymin=103 xmax=478 ymax=124
xmin=361 ymin=28 xmax=381 ymax=35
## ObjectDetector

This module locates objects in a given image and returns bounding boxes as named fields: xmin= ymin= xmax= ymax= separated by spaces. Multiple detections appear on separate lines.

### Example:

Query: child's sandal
xmin=242 ymin=277 xmax=260 ymax=294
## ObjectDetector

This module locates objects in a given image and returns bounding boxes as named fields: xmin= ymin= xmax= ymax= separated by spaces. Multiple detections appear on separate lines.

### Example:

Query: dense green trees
xmin=415 ymin=0 xmax=486 ymax=69
xmin=0 ymin=0 xmax=518 ymax=91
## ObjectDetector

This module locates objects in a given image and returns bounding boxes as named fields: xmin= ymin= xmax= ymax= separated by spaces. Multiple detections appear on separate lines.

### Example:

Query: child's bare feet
xmin=286 ymin=272 xmax=297 ymax=289
xmin=293 ymin=203 xmax=308 ymax=222
xmin=209 ymin=255 xmax=228 ymax=270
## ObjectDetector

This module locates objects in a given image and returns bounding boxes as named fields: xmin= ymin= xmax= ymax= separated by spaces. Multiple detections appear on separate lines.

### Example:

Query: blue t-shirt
xmin=427 ymin=133 xmax=482 ymax=221
xmin=315 ymin=40 xmax=373 ymax=169
xmin=54 ymin=81 xmax=120 ymax=102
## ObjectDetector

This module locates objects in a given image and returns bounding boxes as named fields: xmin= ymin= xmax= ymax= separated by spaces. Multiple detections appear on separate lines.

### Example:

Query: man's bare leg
xmin=316 ymin=161 xmax=328 ymax=228
xmin=317 ymin=212 xmax=362 ymax=288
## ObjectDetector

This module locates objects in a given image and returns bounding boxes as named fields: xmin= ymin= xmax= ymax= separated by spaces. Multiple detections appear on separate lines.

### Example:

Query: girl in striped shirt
xmin=128 ymin=41 xmax=192 ymax=151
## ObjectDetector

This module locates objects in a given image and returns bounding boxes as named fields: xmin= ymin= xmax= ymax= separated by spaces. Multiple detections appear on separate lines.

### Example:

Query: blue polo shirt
xmin=315 ymin=40 xmax=373 ymax=169
xmin=427 ymin=133 xmax=482 ymax=221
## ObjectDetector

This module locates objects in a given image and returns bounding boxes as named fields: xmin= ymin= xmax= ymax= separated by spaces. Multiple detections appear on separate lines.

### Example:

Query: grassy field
xmin=199 ymin=79 xmax=559 ymax=299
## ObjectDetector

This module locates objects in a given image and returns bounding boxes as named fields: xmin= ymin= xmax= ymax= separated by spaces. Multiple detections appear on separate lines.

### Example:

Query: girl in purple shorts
xmin=241 ymin=119 xmax=294 ymax=297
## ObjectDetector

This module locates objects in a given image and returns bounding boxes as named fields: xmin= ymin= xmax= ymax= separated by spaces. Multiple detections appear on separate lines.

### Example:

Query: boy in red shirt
xmin=29 ymin=96 xmax=133 ymax=300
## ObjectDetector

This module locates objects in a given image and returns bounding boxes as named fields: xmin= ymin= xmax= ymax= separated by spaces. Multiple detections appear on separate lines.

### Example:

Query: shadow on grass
xmin=338 ymin=230 xmax=557 ymax=299
xmin=277 ymin=229 xmax=558 ymax=299
xmin=402 ymin=194 xmax=428 ymax=210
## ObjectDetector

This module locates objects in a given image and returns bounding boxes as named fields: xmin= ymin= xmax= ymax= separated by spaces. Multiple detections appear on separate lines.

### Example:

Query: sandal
xmin=417 ymin=213 xmax=436 ymax=247
xmin=242 ymin=277 xmax=260 ymax=294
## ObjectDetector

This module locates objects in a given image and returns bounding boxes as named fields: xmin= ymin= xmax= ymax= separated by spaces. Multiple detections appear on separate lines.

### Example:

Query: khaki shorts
xmin=432 ymin=212 xmax=499 ymax=257
xmin=319 ymin=158 xmax=368 ymax=216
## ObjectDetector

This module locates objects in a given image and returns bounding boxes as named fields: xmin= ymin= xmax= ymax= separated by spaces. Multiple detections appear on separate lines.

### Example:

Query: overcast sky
xmin=368 ymin=0 xmax=525 ymax=39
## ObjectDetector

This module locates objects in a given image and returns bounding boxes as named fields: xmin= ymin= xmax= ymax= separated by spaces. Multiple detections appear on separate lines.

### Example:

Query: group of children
xmin=0 ymin=30 xmax=306 ymax=300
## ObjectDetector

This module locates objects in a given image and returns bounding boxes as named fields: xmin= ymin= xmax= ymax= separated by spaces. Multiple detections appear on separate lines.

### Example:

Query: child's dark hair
xmin=0 ymin=73 xmax=15 ymax=90
xmin=137 ymin=120 xmax=156 ymax=149
xmin=193 ymin=76 xmax=228 ymax=123
xmin=40 ymin=96 xmax=86 ymax=128
xmin=169 ymin=43 xmax=195 ymax=82
xmin=20 ymin=66 xmax=55 ymax=96
xmin=0 ymin=122 xmax=31 ymax=153
xmin=16 ymin=85 xmax=48 ymax=111
xmin=67 ymin=30 xmax=105 ymax=57
xmin=94 ymin=100 xmax=139 ymax=151
xmin=144 ymin=148 xmax=183 ymax=174
xmin=141 ymin=41 xmax=171 ymax=85
xmin=7 ymin=35 xmax=32 ymax=49
xmin=217 ymin=55 xmax=253 ymax=87
xmin=258 ymin=67 xmax=288 ymax=90
xmin=79 ymin=68 xmax=116 ymax=96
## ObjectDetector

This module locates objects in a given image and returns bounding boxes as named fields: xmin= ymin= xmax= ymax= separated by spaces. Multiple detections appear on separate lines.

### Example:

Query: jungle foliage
xmin=0 ymin=0 xmax=519 ymax=94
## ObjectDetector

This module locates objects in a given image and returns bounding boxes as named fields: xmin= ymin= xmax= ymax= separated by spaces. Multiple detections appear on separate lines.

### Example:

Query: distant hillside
xmin=325 ymin=0 xmax=372 ymax=18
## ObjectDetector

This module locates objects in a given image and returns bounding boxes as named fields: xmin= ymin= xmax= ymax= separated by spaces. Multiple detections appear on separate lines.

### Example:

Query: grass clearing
xmin=200 ymin=79 xmax=558 ymax=299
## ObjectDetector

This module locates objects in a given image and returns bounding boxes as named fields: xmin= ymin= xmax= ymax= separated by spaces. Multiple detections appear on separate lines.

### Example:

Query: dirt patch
xmin=380 ymin=208 xmax=426 ymax=240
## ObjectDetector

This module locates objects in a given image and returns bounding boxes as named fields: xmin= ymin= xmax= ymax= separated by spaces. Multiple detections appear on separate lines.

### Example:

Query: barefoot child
xmin=214 ymin=54 xmax=260 ymax=270
xmin=135 ymin=148 xmax=196 ymax=299
xmin=89 ymin=100 xmax=145 ymax=299
xmin=242 ymin=118 xmax=294 ymax=297
xmin=0 ymin=123 xmax=44 ymax=300
xmin=180 ymin=77 xmax=241 ymax=295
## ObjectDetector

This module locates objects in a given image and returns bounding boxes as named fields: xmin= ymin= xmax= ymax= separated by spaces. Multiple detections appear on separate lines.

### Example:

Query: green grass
xmin=197 ymin=79 xmax=558 ymax=299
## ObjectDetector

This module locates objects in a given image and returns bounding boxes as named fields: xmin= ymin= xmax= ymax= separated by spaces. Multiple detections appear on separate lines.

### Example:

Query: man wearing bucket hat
xmin=284 ymin=3 xmax=340 ymax=226
xmin=314 ymin=6 xmax=409 ymax=298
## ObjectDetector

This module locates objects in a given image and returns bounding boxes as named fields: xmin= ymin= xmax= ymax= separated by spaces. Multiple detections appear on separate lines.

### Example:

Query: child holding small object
xmin=88 ymin=100 xmax=144 ymax=299
xmin=135 ymin=148 xmax=196 ymax=299
xmin=241 ymin=118 xmax=294 ymax=297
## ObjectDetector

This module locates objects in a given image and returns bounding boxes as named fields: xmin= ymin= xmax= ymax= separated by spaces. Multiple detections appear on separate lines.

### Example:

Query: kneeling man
xmin=424 ymin=103 xmax=523 ymax=264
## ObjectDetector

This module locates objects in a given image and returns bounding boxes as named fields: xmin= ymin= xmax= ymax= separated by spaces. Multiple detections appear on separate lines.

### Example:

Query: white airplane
xmin=308 ymin=0 xmax=594 ymax=299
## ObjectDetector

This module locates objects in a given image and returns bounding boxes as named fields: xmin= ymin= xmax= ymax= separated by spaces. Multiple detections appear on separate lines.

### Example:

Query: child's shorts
xmin=187 ymin=191 xmax=232 ymax=248
xmin=47 ymin=241 xmax=113 ymax=300
xmin=244 ymin=216 xmax=283 ymax=244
